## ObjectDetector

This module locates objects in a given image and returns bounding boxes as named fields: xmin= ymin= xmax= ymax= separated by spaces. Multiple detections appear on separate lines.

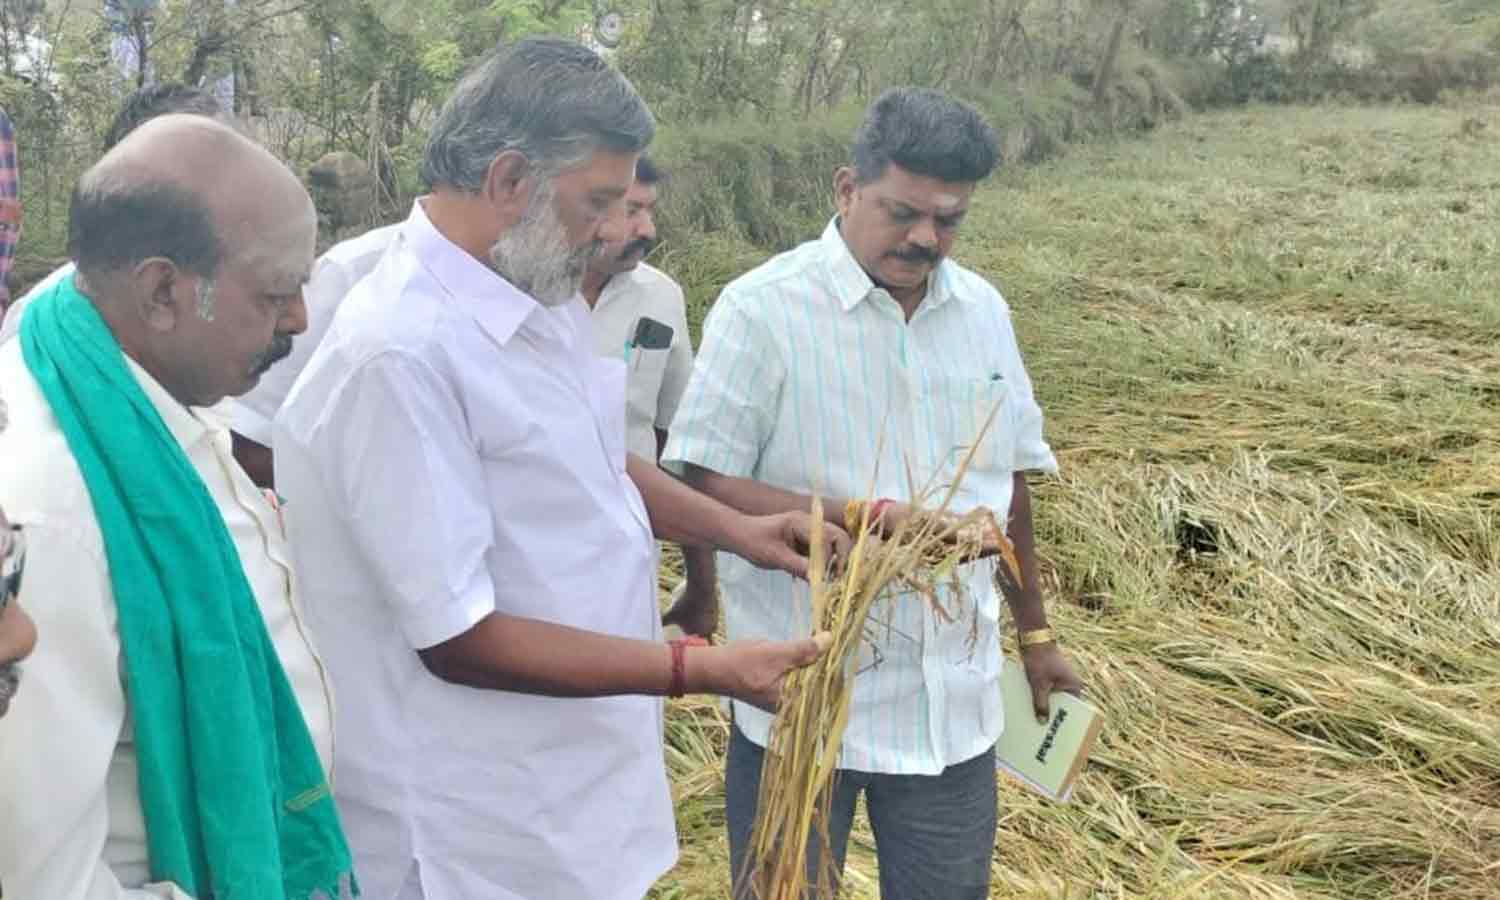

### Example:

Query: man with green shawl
xmin=0 ymin=115 xmax=357 ymax=900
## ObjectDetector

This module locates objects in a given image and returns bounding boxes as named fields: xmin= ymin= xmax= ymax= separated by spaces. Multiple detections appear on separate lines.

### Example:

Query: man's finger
xmin=827 ymin=525 xmax=852 ymax=560
xmin=776 ymin=543 xmax=810 ymax=579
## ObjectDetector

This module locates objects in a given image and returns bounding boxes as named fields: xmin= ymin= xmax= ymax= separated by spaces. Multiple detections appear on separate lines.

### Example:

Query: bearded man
xmin=273 ymin=39 xmax=843 ymax=900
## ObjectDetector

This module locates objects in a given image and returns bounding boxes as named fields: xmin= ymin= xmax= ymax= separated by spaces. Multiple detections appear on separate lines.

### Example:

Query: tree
xmin=1288 ymin=0 xmax=1376 ymax=65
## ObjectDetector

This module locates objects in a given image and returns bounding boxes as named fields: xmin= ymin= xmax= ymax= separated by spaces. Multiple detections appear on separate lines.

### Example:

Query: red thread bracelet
xmin=668 ymin=637 xmax=708 ymax=698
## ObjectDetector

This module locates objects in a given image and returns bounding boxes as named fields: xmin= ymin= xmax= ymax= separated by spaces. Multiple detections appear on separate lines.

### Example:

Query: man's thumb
xmin=793 ymin=632 xmax=833 ymax=666
xmin=1031 ymin=682 xmax=1052 ymax=725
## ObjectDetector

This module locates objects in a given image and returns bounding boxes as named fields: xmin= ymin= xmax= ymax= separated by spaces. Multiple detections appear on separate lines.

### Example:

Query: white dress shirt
xmin=228 ymin=225 xmax=400 ymax=446
xmin=274 ymin=200 xmax=675 ymax=900
xmin=663 ymin=218 xmax=1059 ymax=775
xmin=0 ymin=341 xmax=334 ymax=900
xmin=588 ymin=261 xmax=695 ymax=460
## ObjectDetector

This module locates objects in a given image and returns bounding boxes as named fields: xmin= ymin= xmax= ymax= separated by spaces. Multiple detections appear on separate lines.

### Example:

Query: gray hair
xmin=68 ymin=172 xmax=223 ymax=281
xmin=852 ymin=87 xmax=999 ymax=185
xmin=421 ymin=37 xmax=656 ymax=191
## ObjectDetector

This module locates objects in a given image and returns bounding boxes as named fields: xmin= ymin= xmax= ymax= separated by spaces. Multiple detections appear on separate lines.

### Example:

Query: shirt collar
xmin=121 ymin=354 xmax=222 ymax=451
xmin=818 ymin=217 xmax=958 ymax=313
xmin=594 ymin=262 xmax=649 ymax=312
xmin=400 ymin=198 xmax=541 ymax=347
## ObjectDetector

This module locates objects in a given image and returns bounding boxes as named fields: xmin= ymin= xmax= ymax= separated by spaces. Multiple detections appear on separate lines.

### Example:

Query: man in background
xmin=581 ymin=156 xmax=718 ymax=637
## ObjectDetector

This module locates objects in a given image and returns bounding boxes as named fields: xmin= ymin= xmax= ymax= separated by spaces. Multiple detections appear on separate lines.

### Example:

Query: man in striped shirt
xmin=663 ymin=87 xmax=1085 ymax=898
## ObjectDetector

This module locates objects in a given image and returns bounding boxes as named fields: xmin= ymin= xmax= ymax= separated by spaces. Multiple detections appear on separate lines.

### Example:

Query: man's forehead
xmin=229 ymin=221 xmax=316 ymax=285
xmin=871 ymin=168 xmax=975 ymax=211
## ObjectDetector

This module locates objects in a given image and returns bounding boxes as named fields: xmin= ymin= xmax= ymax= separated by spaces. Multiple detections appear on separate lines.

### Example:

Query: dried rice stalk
xmin=746 ymin=409 xmax=1020 ymax=899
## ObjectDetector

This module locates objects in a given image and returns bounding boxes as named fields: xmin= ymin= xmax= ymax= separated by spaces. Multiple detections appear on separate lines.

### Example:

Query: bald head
xmin=66 ymin=115 xmax=318 ymax=408
xmin=70 ymin=115 xmax=313 ymax=285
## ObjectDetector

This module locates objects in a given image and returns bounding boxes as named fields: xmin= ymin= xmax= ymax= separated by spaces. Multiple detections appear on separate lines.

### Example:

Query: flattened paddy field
xmin=652 ymin=102 xmax=1500 ymax=900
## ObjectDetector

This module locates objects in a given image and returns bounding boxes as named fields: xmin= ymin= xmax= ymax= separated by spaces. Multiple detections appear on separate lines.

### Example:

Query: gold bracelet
xmin=1017 ymin=628 xmax=1055 ymax=648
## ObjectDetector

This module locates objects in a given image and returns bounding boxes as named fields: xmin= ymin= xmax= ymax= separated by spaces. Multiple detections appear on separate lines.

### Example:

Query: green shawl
xmin=19 ymin=275 xmax=357 ymax=899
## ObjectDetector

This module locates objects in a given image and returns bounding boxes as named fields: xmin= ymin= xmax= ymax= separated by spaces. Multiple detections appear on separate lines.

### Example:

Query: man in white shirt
xmin=274 ymin=39 xmax=840 ymax=900
xmin=664 ymin=88 xmax=1086 ymax=898
xmin=0 ymin=116 xmax=353 ymax=900
xmin=580 ymin=156 xmax=718 ymax=637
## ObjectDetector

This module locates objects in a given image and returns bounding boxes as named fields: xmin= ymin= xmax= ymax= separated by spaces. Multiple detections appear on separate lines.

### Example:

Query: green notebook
xmin=995 ymin=657 xmax=1102 ymax=802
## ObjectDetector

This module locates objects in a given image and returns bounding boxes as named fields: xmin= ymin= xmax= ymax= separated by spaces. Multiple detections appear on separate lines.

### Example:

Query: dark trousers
xmin=725 ymin=724 xmax=999 ymax=900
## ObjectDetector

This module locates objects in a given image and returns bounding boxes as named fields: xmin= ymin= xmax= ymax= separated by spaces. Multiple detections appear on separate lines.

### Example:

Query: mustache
xmin=618 ymin=237 xmax=654 ymax=261
xmin=249 ymin=334 xmax=294 ymax=377
xmin=888 ymin=245 xmax=940 ymax=264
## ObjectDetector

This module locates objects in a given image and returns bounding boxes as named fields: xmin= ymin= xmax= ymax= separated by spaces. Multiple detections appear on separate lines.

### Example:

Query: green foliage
xmin=3 ymin=0 xmax=1496 ymax=273
xmin=420 ymin=40 xmax=465 ymax=82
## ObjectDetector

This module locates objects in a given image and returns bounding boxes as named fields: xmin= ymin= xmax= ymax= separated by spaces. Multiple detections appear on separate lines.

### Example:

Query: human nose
xmin=596 ymin=199 xmax=629 ymax=245
xmin=908 ymin=217 xmax=938 ymax=249
xmin=279 ymin=289 xmax=309 ymax=336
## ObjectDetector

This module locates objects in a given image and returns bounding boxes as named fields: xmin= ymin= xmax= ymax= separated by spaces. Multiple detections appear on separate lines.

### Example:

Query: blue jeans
xmin=725 ymin=724 xmax=998 ymax=900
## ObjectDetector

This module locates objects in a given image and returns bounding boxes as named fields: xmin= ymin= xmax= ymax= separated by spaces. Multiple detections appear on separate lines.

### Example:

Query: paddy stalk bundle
xmin=746 ymin=437 xmax=1022 ymax=899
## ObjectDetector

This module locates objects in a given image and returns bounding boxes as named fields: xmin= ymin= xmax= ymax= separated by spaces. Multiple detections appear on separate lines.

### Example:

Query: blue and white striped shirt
xmin=663 ymin=219 xmax=1058 ymax=775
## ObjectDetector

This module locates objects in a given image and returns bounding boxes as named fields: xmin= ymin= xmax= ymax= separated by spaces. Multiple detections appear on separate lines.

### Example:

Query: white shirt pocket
xmin=925 ymin=372 xmax=1017 ymax=478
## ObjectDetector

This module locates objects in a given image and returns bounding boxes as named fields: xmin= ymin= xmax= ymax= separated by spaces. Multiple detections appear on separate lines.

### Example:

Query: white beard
xmin=489 ymin=181 xmax=599 ymax=308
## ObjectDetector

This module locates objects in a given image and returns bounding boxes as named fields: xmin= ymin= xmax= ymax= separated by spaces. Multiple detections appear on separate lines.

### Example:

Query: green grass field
xmin=650 ymin=101 xmax=1500 ymax=899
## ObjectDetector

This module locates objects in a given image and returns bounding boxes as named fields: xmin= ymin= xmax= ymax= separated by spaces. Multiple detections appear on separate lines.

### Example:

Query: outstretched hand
xmin=694 ymin=633 xmax=833 ymax=712
xmin=728 ymin=511 xmax=851 ymax=580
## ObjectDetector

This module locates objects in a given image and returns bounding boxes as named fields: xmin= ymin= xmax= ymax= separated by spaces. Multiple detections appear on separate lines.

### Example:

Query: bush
xmin=1185 ymin=48 xmax=1500 ymax=108
xmin=649 ymin=108 xmax=861 ymax=253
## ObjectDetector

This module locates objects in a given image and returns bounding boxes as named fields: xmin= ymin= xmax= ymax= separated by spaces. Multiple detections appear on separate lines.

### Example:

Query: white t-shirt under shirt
xmin=273 ymin=200 xmax=675 ymax=900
